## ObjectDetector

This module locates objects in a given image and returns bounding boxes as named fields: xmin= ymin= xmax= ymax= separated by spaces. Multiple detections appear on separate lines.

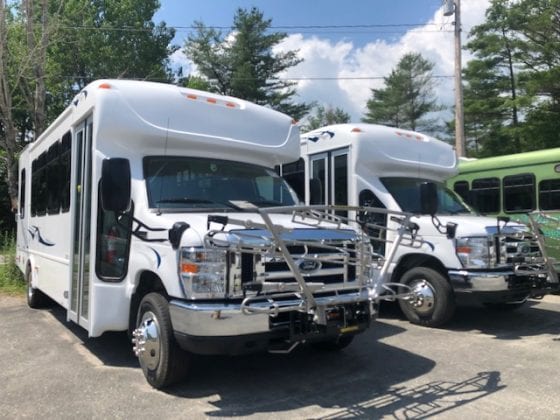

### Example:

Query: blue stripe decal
xmin=149 ymin=247 xmax=162 ymax=269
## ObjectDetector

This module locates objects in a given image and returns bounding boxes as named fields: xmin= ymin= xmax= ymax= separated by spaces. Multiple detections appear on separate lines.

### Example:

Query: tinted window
xmin=60 ymin=132 xmax=72 ymax=212
xmin=453 ymin=181 xmax=470 ymax=204
xmin=144 ymin=156 xmax=297 ymax=210
xmin=539 ymin=179 xmax=560 ymax=211
xmin=381 ymin=177 xmax=469 ymax=215
xmin=471 ymin=177 xmax=500 ymax=214
xmin=503 ymin=174 xmax=535 ymax=213
xmin=20 ymin=169 xmax=25 ymax=219
xmin=281 ymin=158 xmax=305 ymax=200
xmin=47 ymin=142 xmax=61 ymax=214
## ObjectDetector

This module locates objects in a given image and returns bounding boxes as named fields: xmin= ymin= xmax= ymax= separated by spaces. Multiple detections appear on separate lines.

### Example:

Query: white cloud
xmin=169 ymin=0 xmax=491 ymax=128
xmin=277 ymin=0 xmax=490 ymax=125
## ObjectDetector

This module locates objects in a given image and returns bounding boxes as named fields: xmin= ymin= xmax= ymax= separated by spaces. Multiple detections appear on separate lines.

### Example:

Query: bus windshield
xmin=144 ymin=156 xmax=299 ymax=210
xmin=381 ymin=177 xmax=471 ymax=215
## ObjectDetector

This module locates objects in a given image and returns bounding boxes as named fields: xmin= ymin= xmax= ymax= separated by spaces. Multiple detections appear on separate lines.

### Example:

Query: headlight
xmin=455 ymin=236 xmax=495 ymax=269
xmin=180 ymin=247 xmax=227 ymax=298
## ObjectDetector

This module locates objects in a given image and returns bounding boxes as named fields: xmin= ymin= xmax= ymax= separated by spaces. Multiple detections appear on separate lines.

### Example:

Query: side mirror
xmin=101 ymin=158 xmax=131 ymax=212
xmin=309 ymin=178 xmax=323 ymax=205
xmin=420 ymin=182 xmax=438 ymax=216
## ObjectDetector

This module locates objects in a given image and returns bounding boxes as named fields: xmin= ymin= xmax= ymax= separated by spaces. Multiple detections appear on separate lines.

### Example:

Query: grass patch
xmin=0 ymin=231 xmax=25 ymax=296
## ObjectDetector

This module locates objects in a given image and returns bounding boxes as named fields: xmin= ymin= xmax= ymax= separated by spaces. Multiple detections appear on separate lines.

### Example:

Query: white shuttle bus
xmin=16 ymin=81 xmax=419 ymax=388
xmin=281 ymin=124 xmax=555 ymax=327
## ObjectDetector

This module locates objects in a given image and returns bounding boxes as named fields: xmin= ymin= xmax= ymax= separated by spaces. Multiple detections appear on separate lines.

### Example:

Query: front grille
xmin=241 ymin=241 xmax=358 ymax=286
xmin=500 ymin=234 xmax=544 ymax=265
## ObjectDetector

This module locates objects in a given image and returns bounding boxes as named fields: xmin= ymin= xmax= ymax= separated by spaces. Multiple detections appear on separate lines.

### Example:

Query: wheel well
xmin=391 ymin=254 xmax=449 ymax=283
xmin=129 ymin=271 xmax=167 ymax=334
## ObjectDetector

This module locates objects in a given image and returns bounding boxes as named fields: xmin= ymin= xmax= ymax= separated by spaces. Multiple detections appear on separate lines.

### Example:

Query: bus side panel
xmin=27 ymin=213 xmax=72 ymax=308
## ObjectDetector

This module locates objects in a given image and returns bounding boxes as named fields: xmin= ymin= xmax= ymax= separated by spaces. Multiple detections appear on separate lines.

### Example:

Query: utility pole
xmin=444 ymin=0 xmax=466 ymax=157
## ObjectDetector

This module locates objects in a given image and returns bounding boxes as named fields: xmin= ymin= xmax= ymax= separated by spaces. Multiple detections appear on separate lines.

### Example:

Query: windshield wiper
xmin=249 ymin=199 xmax=286 ymax=207
xmin=156 ymin=198 xmax=243 ymax=210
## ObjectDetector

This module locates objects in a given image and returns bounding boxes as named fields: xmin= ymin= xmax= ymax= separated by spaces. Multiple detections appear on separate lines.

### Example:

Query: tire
xmin=133 ymin=293 xmax=189 ymax=389
xmin=312 ymin=334 xmax=354 ymax=351
xmin=398 ymin=267 xmax=455 ymax=327
xmin=26 ymin=266 xmax=48 ymax=309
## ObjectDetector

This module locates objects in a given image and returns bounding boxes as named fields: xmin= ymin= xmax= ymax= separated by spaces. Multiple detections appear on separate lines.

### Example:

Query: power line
xmin=53 ymin=22 xmax=453 ymax=35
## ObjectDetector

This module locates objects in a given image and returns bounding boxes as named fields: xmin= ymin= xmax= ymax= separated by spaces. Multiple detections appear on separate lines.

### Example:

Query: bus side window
xmin=19 ymin=168 xmax=25 ymax=219
xmin=471 ymin=177 xmax=500 ymax=214
xmin=503 ymin=174 xmax=535 ymax=213
xmin=453 ymin=180 xmax=470 ymax=204
xmin=359 ymin=189 xmax=387 ymax=255
xmin=539 ymin=179 xmax=560 ymax=211
xmin=96 ymin=203 xmax=134 ymax=281
xmin=281 ymin=158 xmax=305 ymax=201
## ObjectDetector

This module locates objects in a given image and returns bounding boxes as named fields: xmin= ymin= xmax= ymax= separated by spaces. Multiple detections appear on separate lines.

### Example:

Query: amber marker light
xmin=98 ymin=83 xmax=112 ymax=89
xmin=181 ymin=263 xmax=199 ymax=274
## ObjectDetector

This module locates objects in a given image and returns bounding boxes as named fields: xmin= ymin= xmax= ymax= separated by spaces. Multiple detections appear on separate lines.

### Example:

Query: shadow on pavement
xmin=379 ymin=299 xmax=560 ymax=340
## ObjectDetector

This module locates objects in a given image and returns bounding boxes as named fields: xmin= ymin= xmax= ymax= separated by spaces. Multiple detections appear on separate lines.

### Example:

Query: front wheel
xmin=132 ymin=293 xmax=189 ymax=389
xmin=398 ymin=267 xmax=455 ymax=327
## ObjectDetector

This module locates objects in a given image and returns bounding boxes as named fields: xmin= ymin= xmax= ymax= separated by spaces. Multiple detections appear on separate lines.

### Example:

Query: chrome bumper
xmin=449 ymin=269 xmax=521 ymax=292
xmin=169 ymin=290 xmax=373 ymax=338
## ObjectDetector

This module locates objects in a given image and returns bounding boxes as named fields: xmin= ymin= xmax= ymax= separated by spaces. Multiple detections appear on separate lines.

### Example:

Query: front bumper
xmin=448 ymin=269 xmax=553 ymax=303
xmin=169 ymin=290 xmax=374 ymax=355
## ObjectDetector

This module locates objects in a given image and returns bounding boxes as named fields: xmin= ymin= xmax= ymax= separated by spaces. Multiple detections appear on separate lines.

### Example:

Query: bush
xmin=0 ymin=231 xmax=25 ymax=295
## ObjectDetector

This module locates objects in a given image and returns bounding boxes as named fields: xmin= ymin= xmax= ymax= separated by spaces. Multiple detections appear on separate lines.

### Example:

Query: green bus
xmin=448 ymin=148 xmax=560 ymax=270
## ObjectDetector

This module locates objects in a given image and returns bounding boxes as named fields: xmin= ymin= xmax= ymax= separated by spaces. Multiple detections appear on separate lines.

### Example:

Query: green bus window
xmin=471 ymin=178 xmax=500 ymax=214
xmin=453 ymin=181 xmax=470 ymax=204
xmin=539 ymin=179 xmax=560 ymax=211
xmin=503 ymin=174 xmax=535 ymax=213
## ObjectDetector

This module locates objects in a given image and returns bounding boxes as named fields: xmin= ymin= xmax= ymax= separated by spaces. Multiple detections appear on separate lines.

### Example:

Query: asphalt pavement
xmin=1 ymin=294 xmax=560 ymax=419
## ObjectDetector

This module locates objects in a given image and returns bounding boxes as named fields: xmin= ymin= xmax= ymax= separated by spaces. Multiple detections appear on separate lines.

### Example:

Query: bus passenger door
xmin=68 ymin=117 xmax=93 ymax=329
xmin=309 ymin=149 xmax=349 ymax=217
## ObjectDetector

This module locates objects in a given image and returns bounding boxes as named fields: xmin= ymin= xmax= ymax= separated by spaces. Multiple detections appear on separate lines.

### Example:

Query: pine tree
xmin=362 ymin=53 xmax=441 ymax=133
xmin=184 ymin=7 xmax=310 ymax=120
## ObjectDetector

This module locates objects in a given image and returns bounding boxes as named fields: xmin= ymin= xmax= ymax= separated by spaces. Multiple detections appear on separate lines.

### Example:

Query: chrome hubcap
xmin=132 ymin=311 xmax=161 ymax=370
xmin=409 ymin=280 xmax=436 ymax=315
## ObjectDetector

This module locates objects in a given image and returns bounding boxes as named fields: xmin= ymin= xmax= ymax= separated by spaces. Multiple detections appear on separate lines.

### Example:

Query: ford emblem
xmin=297 ymin=259 xmax=321 ymax=274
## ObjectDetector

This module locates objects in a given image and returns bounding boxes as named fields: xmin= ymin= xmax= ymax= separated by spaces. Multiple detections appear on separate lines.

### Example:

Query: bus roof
xmin=302 ymin=123 xmax=457 ymax=180
xmin=457 ymin=148 xmax=560 ymax=175
xmin=31 ymin=79 xmax=300 ymax=167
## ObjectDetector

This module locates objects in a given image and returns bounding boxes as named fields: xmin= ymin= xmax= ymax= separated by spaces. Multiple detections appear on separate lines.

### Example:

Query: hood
xmin=427 ymin=214 xmax=528 ymax=237
xmin=142 ymin=210 xmax=358 ymax=248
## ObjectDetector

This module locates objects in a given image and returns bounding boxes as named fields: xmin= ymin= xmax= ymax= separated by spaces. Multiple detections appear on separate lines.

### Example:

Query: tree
xmin=509 ymin=0 xmax=560 ymax=150
xmin=302 ymin=105 xmax=351 ymax=132
xmin=184 ymin=7 xmax=310 ymax=120
xmin=362 ymin=53 xmax=441 ymax=133
xmin=48 ymin=0 xmax=176 ymax=117
xmin=0 ymin=0 xmax=52 ymax=212
xmin=0 ymin=0 xmax=175 ymax=226
xmin=462 ymin=0 xmax=560 ymax=156
xmin=462 ymin=0 xmax=527 ymax=157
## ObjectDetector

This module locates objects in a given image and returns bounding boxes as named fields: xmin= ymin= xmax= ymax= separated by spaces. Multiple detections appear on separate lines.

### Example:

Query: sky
xmin=154 ymin=0 xmax=491 ymax=126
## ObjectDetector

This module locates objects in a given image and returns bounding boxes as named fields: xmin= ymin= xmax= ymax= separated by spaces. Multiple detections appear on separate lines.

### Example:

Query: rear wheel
xmin=132 ymin=293 xmax=189 ymax=389
xmin=26 ymin=266 xmax=48 ymax=309
xmin=398 ymin=267 xmax=455 ymax=327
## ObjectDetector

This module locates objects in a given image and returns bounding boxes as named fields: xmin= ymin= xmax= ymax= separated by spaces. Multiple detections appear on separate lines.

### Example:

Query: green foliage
xmin=362 ymin=53 xmax=441 ymax=134
xmin=46 ymin=0 xmax=176 ymax=121
xmin=463 ymin=0 xmax=560 ymax=157
xmin=0 ymin=231 xmax=24 ymax=295
xmin=184 ymin=7 xmax=310 ymax=120
xmin=302 ymin=105 xmax=351 ymax=132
